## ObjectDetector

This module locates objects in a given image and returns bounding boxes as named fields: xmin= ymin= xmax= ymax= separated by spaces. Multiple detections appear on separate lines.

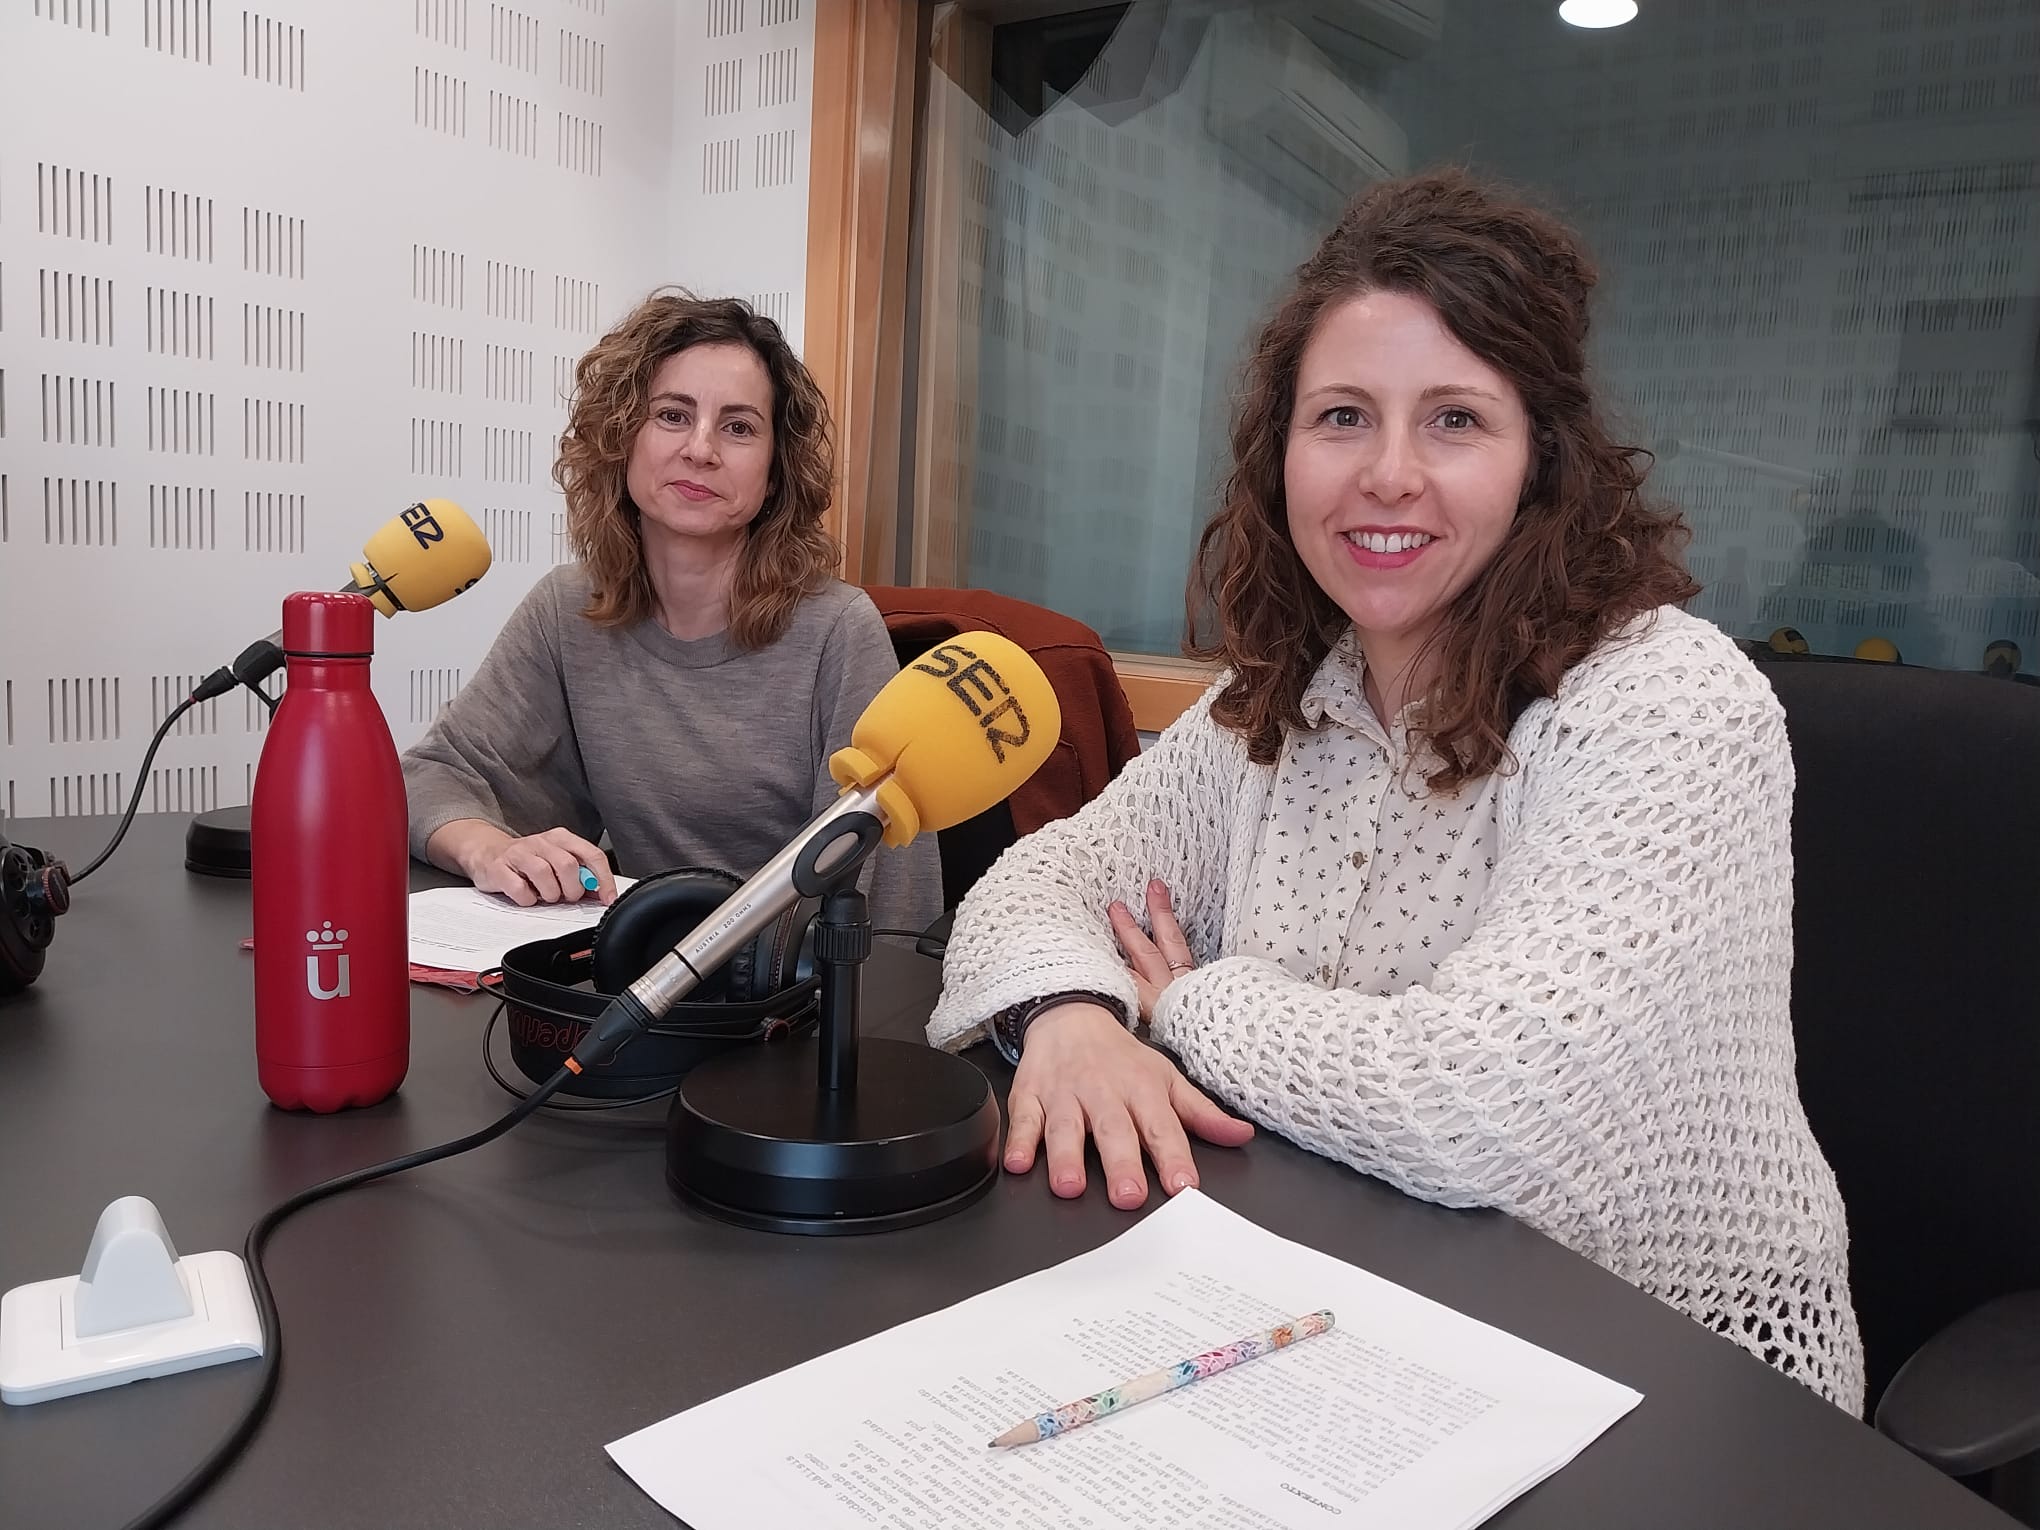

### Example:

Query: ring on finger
xmin=1166 ymin=960 xmax=1193 ymax=972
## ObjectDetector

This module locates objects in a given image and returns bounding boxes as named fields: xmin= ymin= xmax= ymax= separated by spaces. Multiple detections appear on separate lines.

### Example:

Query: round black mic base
xmin=666 ymin=1037 xmax=999 ymax=1235
xmin=185 ymin=804 xmax=252 ymax=878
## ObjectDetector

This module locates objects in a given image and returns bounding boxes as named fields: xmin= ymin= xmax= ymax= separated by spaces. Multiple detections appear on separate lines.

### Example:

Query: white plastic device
xmin=0 ymin=1195 xmax=263 ymax=1406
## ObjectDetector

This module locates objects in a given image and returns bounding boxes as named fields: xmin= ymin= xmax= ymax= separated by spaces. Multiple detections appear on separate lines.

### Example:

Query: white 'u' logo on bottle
xmin=306 ymin=922 xmax=351 ymax=1000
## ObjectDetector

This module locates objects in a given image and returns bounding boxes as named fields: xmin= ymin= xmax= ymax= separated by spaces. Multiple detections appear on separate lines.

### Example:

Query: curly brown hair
xmin=554 ymin=289 xmax=839 ymax=650
xmin=1188 ymin=168 xmax=1699 ymax=791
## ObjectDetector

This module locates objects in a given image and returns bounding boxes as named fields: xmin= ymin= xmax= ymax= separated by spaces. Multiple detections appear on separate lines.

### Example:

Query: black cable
xmin=67 ymin=695 xmax=200 ymax=884
xmin=119 ymin=1064 xmax=577 ymax=1530
xmin=479 ymin=1002 xmax=673 ymax=1111
xmin=71 ymin=671 xmax=276 ymax=885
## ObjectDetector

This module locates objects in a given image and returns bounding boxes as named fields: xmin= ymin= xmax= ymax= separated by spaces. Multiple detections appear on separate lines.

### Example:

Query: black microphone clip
xmin=189 ymin=638 xmax=284 ymax=708
xmin=231 ymin=637 xmax=286 ymax=690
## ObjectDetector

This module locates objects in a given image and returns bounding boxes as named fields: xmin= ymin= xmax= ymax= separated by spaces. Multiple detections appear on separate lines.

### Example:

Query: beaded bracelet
xmin=987 ymin=988 xmax=1131 ymax=1065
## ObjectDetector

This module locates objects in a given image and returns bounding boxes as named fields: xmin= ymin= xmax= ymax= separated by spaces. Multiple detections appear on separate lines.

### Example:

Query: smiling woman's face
xmin=1283 ymin=289 xmax=1533 ymax=674
xmin=625 ymin=341 xmax=777 ymax=545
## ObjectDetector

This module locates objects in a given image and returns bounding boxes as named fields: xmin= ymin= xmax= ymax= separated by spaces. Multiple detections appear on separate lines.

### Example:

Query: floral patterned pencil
xmin=989 ymin=1309 xmax=1336 ymax=1449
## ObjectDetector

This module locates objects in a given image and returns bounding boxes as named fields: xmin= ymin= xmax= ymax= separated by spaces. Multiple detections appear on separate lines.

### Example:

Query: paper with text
xmin=405 ymin=880 xmax=636 ymax=973
xmin=606 ymin=1190 xmax=1641 ymax=1530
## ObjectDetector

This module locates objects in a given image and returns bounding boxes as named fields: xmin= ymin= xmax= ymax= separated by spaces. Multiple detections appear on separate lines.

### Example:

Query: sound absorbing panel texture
xmin=241 ymin=12 xmax=305 ymax=91
xmin=485 ymin=258 xmax=536 ymax=321
xmin=559 ymin=28 xmax=604 ymax=95
xmin=552 ymin=275 xmax=599 ymax=333
xmin=40 ymin=269 xmax=115 ymax=345
xmin=146 ymin=0 xmax=215 ymax=63
xmin=557 ymin=110 xmax=603 ymax=175
xmin=483 ymin=344 xmax=533 ymax=403
xmin=38 ymin=164 xmax=115 ymax=244
xmin=757 ymin=46 xmax=798 ymax=109
xmin=416 ymin=0 xmax=467 ymax=51
xmin=44 ymin=375 xmax=117 ymax=447
xmin=242 ymin=490 xmax=304 ymax=553
xmin=482 ymin=426 xmax=533 ymax=485
xmin=150 ymin=288 xmax=215 ymax=359
xmin=37 ymin=0 xmax=112 ymax=37
xmin=0 ymin=1 xmax=813 ymax=816
xmin=243 ymin=302 xmax=304 ymax=370
xmin=149 ymin=763 xmax=219 ymax=812
xmin=706 ymin=57 xmax=742 ymax=116
xmin=666 ymin=3 xmax=808 ymax=313
xmin=42 ymin=478 xmax=117 ymax=545
xmin=144 ymin=184 xmax=214 ymax=261
xmin=702 ymin=137 xmax=740 ymax=194
xmin=490 ymin=89 xmax=541 ymax=158
xmin=480 ymin=506 xmax=533 ymax=563
xmin=152 ymin=675 xmax=221 ymax=736
xmin=49 ymin=773 xmax=124 ymax=818
xmin=148 ymin=484 xmax=217 ymax=550
xmin=489 ymin=4 xmax=540 ymax=73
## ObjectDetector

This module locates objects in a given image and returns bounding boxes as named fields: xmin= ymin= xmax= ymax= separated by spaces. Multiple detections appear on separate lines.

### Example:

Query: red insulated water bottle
xmin=251 ymin=591 xmax=410 ymax=1111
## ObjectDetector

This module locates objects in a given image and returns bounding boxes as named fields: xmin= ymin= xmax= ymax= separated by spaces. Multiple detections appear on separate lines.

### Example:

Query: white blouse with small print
xmin=929 ymin=608 xmax=1866 ymax=1410
xmin=1243 ymin=634 xmax=1500 ymax=998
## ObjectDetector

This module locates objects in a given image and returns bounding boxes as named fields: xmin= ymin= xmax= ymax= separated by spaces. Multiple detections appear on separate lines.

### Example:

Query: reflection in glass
xmin=909 ymin=0 xmax=2040 ymax=677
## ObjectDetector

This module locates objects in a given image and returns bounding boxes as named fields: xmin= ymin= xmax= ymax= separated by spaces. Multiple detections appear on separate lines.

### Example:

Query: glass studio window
xmin=895 ymin=0 xmax=2040 ymax=679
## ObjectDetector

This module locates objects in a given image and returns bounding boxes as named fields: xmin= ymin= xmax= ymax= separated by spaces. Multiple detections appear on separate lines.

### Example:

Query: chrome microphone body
xmin=623 ymin=782 xmax=888 ymax=1020
xmin=564 ymin=628 xmax=1064 ymax=1079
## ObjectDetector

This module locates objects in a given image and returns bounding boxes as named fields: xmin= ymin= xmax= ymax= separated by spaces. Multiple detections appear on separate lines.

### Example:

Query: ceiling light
xmin=1559 ymin=0 xmax=1638 ymax=26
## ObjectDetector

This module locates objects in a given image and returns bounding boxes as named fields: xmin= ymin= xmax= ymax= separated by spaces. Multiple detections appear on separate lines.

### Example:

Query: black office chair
xmin=1762 ymin=654 xmax=2040 ymax=1520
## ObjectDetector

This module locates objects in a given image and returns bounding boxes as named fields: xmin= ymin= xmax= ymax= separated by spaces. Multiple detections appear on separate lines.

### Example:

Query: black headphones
xmin=488 ymin=866 xmax=823 ymax=1100
xmin=0 ymin=821 xmax=70 ymax=997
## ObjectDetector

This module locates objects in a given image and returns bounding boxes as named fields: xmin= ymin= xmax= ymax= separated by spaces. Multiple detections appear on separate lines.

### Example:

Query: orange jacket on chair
xmin=864 ymin=586 xmax=1142 ymax=834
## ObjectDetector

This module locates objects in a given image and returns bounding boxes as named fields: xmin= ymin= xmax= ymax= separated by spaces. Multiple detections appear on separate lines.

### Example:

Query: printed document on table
xmin=405 ymin=880 xmax=635 ymax=973
xmin=606 ymin=1188 xmax=1642 ymax=1530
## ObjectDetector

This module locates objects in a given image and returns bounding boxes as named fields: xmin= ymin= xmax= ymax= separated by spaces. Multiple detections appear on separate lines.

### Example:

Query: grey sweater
xmin=401 ymin=566 xmax=943 ymax=937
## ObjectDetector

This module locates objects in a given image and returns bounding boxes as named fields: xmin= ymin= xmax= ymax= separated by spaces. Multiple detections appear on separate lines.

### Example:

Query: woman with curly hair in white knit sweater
xmin=927 ymin=168 xmax=1866 ymax=1413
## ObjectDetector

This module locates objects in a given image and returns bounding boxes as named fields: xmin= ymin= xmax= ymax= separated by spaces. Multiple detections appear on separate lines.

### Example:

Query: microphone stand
xmin=814 ymin=880 xmax=870 ymax=1098
xmin=664 ymin=815 xmax=1000 ymax=1236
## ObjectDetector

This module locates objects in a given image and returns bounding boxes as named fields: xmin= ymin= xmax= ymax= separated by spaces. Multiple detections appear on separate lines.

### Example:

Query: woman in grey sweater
xmin=401 ymin=291 xmax=941 ymax=940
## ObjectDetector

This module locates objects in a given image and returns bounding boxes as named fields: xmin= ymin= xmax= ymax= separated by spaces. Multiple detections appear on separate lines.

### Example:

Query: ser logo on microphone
xmin=912 ymin=642 xmax=1032 ymax=763
xmin=401 ymin=502 xmax=447 ymax=549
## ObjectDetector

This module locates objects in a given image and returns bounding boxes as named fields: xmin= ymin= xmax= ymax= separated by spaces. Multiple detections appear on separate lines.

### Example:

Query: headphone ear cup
xmin=590 ymin=868 xmax=745 ymax=998
xmin=0 ymin=845 xmax=49 ymax=996
xmin=756 ymin=895 xmax=820 ymax=998
xmin=788 ymin=898 xmax=819 ymax=990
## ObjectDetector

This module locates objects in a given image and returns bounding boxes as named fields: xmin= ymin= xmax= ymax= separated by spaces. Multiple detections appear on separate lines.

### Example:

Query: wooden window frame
xmin=1111 ymin=656 xmax=1215 ymax=734
xmin=803 ymin=0 xmax=922 ymax=583
xmin=805 ymin=1 xmax=1211 ymax=734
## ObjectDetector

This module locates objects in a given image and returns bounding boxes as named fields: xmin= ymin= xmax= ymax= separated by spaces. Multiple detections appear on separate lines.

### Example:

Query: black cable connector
xmin=230 ymin=638 xmax=286 ymax=691
xmin=189 ymin=667 xmax=240 ymax=705
xmin=566 ymin=989 xmax=662 ymax=1075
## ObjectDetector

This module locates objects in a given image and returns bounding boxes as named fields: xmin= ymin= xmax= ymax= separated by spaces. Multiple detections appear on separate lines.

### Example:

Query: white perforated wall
xmin=0 ymin=0 xmax=815 ymax=825
xmin=666 ymin=0 xmax=811 ymax=341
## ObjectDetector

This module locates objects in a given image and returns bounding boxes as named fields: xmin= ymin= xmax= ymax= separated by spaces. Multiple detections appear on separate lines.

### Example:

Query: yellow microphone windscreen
xmin=350 ymin=499 xmax=493 ymax=616
xmin=829 ymin=631 xmax=1062 ymax=847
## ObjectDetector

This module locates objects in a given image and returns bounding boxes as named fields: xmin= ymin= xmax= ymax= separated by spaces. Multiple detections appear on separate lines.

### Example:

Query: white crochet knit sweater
xmin=928 ymin=607 xmax=1866 ymax=1413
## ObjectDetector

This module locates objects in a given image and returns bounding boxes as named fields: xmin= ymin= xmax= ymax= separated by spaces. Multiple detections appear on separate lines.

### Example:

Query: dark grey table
xmin=0 ymin=814 xmax=2014 ymax=1529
